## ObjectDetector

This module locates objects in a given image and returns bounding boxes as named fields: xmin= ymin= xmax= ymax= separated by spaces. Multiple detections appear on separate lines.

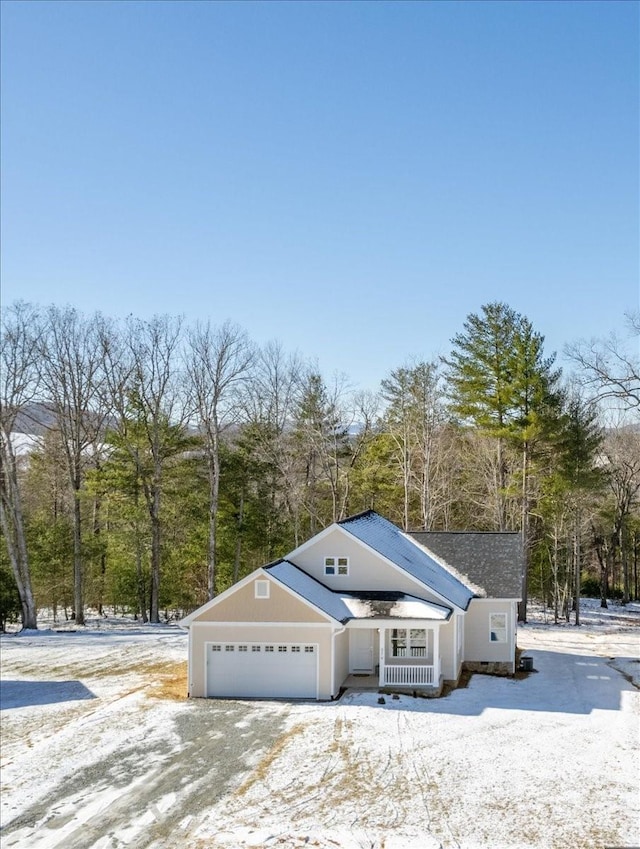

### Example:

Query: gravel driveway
xmin=0 ymin=628 xmax=291 ymax=849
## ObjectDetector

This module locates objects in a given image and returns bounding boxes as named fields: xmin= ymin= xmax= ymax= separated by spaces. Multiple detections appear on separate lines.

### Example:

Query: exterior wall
xmin=188 ymin=622 xmax=334 ymax=699
xmin=463 ymin=599 xmax=516 ymax=673
xmin=191 ymin=575 xmax=327 ymax=624
xmin=293 ymin=527 xmax=446 ymax=605
xmin=333 ymin=629 xmax=350 ymax=696
xmin=439 ymin=617 xmax=456 ymax=682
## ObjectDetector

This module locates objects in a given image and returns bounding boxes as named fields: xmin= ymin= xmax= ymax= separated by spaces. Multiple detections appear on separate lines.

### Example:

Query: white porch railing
xmin=382 ymin=665 xmax=434 ymax=686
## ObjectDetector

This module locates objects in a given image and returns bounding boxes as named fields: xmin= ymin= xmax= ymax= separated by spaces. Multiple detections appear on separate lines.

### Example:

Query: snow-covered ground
xmin=1 ymin=600 xmax=638 ymax=849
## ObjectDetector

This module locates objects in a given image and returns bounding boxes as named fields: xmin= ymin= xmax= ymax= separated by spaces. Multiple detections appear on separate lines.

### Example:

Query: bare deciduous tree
xmin=186 ymin=320 xmax=254 ymax=599
xmin=39 ymin=306 xmax=107 ymax=626
xmin=0 ymin=302 xmax=41 ymax=629
xmin=567 ymin=312 xmax=640 ymax=410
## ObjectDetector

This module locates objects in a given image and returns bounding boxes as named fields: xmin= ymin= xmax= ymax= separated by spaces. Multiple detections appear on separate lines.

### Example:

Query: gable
xmin=339 ymin=511 xmax=476 ymax=610
xmin=287 ymin=526 xmax=441 ymax=600
xmin=188 ymin=573 xmax=329 ymax=624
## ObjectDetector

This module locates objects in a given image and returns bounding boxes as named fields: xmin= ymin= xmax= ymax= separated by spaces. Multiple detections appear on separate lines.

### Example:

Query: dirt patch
xmin=144 ymin=661 xmax=188 ymax=701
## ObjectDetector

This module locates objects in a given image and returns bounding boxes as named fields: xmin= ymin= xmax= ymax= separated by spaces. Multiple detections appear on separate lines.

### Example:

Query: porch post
xmin=378 ymin=627 xmax=386 ymax=686
xmin=433 ymin=625 xmax=440 ymax=685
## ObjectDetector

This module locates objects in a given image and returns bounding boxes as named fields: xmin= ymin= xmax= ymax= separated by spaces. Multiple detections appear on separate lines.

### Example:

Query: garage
xmin=206 ymin=642 xmax=318 ymax=699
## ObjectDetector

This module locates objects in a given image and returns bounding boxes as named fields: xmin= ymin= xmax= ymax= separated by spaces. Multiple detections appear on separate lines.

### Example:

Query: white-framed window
xmin=278 ymin=645 xmax=287 ymax=652
xmin=490 ymin=613 xmax=507 ymax=643
xmin=251 ymin=645 xmax=261 ymax=652
xmin=211 ymin=645 xmax=221 ymax=652
xmin=255 ymin=579 xmax=270 ymax=599
xmin=304 ymin=646 xmax=315 ymax=653
xmin=238 ymin=645 xmax=248 ymax=652
xmin=291 ymin=646 xmax=301 ymax=653
xmin=324 ymin=556 xmax=349 ymax=576
xmin=225 ymin=645 xmax=234 ymax=652
xmin=265 ymin=645 xmax=274 ymax=652
xmin=390 ymin=628 xmax=427 ymax=658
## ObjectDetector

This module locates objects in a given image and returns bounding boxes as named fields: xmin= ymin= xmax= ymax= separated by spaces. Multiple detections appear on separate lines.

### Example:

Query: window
xmin=325 ymin=556 xmax=349 ymax=576
xmin=238 ymin=645 xmax=248 ymax=652
xmin=490 ymin=613 xmax=507 ymax=643
xmin=211 ymin=645 xmax=221 ymax=652
xmin=278 ymin=645 xmax=287 ymax=652
xmin=255 ymin=580 xmax=270 ymax=599
xmin=251 ymin=645 xmax=261 ymax=652
xmin=304 ymin=646 xmax=315 ymax=653
xmin=391 ymin=628 xmax=428 ymax=658
xmin=291 ymin=646 xmax=300 ymax=653
xmin=265 ymin=645 xmax=274 ymax=652
xmin=225 ymin=645 xmax=234 ymax=652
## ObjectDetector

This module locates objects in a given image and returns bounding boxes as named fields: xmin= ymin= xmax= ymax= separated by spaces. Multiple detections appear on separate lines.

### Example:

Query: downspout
xmin=331 ymin=625 xmax=346 ymax=698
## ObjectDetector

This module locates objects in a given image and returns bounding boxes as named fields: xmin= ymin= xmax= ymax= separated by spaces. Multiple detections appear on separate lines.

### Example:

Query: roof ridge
xmin=337 ymin=509 xmax=376 ymax=525
xmin=411 ymin=530 xmax=522 ymax=536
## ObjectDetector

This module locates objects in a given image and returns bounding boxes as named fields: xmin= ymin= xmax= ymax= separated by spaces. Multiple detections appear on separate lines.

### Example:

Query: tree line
xmin=1 ymin=301 xmax=638 ymax=630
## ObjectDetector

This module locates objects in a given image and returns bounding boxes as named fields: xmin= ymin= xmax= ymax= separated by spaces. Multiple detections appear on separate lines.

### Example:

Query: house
xmin=180 ymin=510 xmax=523 ymax=701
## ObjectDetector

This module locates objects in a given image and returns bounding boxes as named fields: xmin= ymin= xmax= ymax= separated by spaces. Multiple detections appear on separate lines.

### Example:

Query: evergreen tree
xmin=446 ymin=303 xmax=562 ymax=619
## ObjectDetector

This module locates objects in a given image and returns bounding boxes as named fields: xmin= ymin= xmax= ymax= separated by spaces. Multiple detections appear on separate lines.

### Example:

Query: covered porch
xmin=346 ymin=621 xmax=442 ymax=690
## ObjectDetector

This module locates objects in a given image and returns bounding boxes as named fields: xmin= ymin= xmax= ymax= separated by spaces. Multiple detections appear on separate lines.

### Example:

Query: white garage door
xmin=206 ymin=642 xmax=318 ymax=699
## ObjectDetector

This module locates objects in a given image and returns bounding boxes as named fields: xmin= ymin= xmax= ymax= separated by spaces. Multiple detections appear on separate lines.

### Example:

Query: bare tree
xmin=0 ymin=302 xmax=41 ymax=629
xmin=567 ymin=311 xmax=640 ymax=410
xmin=101 ymin=315 xmax=187 ymax=623
xmin=39 ymin=306 xmax=108 ymax=626
xmin=242 ymin=341 xmax=304 ymax=546
xmin=186 ymin=320 xmax=254 ymax=599
xmin=381 ymin=361 xmax=446 ymax=530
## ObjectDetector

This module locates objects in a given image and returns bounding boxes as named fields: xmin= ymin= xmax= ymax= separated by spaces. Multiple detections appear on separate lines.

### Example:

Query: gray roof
xmin=265 ymin=562 xmax=453 ymax=623
xmin=410 ymin=532 xmax=523 ymax=599
xmin=265 ymin=560 xmax=352 ymax=623
xmin=338 ymin=511 xmax=475 ymax=610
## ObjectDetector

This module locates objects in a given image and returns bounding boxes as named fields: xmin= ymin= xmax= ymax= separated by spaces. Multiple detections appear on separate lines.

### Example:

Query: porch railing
xmin=382 ymin=665 xmax=435 ymax=686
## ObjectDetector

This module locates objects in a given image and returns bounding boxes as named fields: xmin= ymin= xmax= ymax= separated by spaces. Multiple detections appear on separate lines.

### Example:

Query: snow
xmin=1 ymin=601 xmax=638 ymax=849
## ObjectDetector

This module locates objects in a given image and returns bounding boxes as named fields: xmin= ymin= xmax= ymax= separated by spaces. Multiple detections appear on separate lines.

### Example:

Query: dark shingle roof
xmin=338 ymin=511 xmax=475 ymax=610
xmin=409 ymin=531 xmax=523 ymax=599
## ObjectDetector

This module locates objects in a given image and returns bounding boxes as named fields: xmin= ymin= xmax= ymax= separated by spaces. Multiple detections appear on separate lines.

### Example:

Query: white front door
xmin=349 ymin=630 xmax=374 ymax=673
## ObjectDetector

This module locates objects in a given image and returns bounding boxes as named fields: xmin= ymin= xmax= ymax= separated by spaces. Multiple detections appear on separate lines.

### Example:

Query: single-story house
xmin=180 ymin=510 xmax=523 ymax=700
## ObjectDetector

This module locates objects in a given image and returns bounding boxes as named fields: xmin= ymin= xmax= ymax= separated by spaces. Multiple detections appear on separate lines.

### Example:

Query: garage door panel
xmin=206 ymin=642 xmax=317 ymax=699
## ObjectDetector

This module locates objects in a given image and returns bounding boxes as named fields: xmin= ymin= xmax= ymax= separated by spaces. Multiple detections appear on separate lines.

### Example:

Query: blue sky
xmin=2 ymin=0 xmax=638 ymax=392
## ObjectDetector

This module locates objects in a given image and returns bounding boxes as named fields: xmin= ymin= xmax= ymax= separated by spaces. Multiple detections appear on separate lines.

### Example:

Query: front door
xmin=350 ymin=629 xmax=374 ymax=673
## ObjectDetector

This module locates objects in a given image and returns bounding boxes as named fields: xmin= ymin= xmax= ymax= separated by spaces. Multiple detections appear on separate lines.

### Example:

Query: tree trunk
xmin=518 ymin=443 xmax=529 ymax=622
xmin=233 ymin=491 xmax=245 ymax=584
xmin=72 ymin=485 xmax=85 ymax=626
xmin=149 ymin=481 xmax=161 ymax=624
xmin=574 ymin=508 xmax=581 ymax=627
xmin=621 ymin=524 xmax=630 ymax=604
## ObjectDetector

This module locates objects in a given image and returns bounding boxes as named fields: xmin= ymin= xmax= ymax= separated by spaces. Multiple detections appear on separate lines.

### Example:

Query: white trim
xmin=324 ymin=555 xmax=350 ymax=577
xmin=192 ymin=620 xmax=334 ymax=629
xmin=489 ymin=612 xmax=508 ymax=643
xmin=345 ymin=614 xmax=449 ymax=628
xmin=180 ymin=567 xmax=266 ymax=626
xmin=469 ymin=597 xmax=523 ymax=604
xmin=285 ymin=522 xmax=342 ymax=559
xmin=254 ymin=579 xmax=270 ymax=599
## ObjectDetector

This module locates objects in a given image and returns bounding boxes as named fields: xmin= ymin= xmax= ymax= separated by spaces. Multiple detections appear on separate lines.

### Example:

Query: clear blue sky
xmin=2 ymin=0 xmax=638 ymax=391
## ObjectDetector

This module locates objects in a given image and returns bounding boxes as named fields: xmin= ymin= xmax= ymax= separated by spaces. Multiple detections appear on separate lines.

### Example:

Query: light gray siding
xmin=464 ymin=599 xmax=516 ymax=671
